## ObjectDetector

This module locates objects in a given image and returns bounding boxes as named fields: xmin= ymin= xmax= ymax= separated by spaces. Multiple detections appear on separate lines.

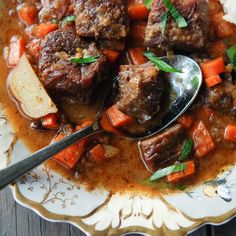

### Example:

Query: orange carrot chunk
xmin=7 ymin=36 xmax=25 ymax=67
xmin=191 ymin=121 xmax=215 ymax=158
xmin=200 ymin=57 xmax=225 ymax=79
xmin=18 ymin=5 xmax=38 ymax=25
xmin=90 ymin=144 xmax=106 ymax=163
xmin=128 ymin=2 xmax=149 ymax=20
xmin=103 ymin=49 xmax=120 ymax=64
xmin=204 ymin=75 xmax=222 ymax=88
xmin=42 ymin=113 xmax=59 ymax=129
xmin=130 ymin=21 xmax=146 ymax=45
xmin=167 ymin=161 xmax=196 ymax=183
xmin=33 ymin=23 xmax=58 ymax=38
xmin=177 ymin=115 xmax=194 ymax=128
xmin=211 ymin=12 xmax=235 ymax=38
xmin=53 ymin=134 xmax=85 ymax=169
xmin=224 ymin=125 xmax=236 ymax=142
xmin=128 ymin=48 xmax=146 ymax=65
xmin=106 ymin=105 xmax=134 ymax=128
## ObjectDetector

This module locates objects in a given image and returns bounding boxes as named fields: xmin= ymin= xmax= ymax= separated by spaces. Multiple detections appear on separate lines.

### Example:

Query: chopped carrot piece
xmin=167 ymin=161 xmax=196 ymax=183
xmin=205 ymin=75 xmax=222 ymax=88
xmin=130 ymin=21 xmax=146 ymax=45
xmin=178 ymin=115 xmax=194 ymax=128
xmin=42 ymin=113 xmax=59 ymax=129
xmin=224 ymin=125 xmax=236 ymax=142
xmin=33 ymin=23 xmax=58 ymax=38
xmin=103 ymin=49 xmax=120 ymax=64
xmin=90 ymin=144 xmax=106 ymax=163
xmin=128 ymin=48 xmax=146 ymax=65
xmin=100 ymin=113 xmax=124 ymax=135
xmin=53 ymin=134 xmax=85 ymax=169
xmin=211 ymin=12 xmax=235 ymax=38
xmin=190 ymin=121 xmax=215 ymax=158
xmin=106 ymin=105 xmax=134 ymax=127
xmin=7 ymin=36 xmax=25 ymax=67
xmin=127 ymin=1 xmax=149 ymax=20
xmin=200 ymin=57 xmax=225 ymax=79
xmin=18 ymin=5 xmax=38 ymax=25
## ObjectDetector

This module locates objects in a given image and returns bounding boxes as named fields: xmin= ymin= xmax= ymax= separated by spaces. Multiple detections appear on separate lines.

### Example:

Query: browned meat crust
xmin=139 ymin=124 xmax=186 ymax=172
xmin=39 ymin=28 xmax=107 ymax=103
xmin=74 ymin=0 xmax=129 ymax=39
xmin=145 ymin=0 xmax=210 ymax=51
xmin=116 ymin=63 xmax=164 ymax=123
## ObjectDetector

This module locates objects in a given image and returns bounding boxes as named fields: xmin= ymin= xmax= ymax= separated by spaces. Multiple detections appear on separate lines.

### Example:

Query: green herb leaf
xmin=52 ymin=18 xmax=58 ymax=24
xmin=226 ymin=45 xmax=236 ymax=70
xmin=191 ymin=76 xmax=199 ymax=90
xmin=163 ymin=0 xmax=187 ymax=28
xmin=62 ymin=15 xmax=76 ymax=25
xmin=150 ymin=163 xmax=187 ymax=181
xmin=71 ymin=56 xmax=99 ymax=64
xmin=143 ymin=51 xmax=182 ymax=73
xmin=161 ymin=12 xmax=168 ymax=34
xmin=179 ymin=138 xmax=193 ymax=161
xmin=144 ymin=0 xmax=154 ymax=9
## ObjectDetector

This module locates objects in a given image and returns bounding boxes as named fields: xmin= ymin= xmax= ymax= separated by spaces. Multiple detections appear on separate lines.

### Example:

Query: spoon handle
xmin=0 ymin=122 xmax=101 ymax=191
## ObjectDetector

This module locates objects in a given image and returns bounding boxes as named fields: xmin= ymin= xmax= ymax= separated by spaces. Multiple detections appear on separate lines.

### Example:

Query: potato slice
xmin=9 ymin=54 xmax=58 ymax=119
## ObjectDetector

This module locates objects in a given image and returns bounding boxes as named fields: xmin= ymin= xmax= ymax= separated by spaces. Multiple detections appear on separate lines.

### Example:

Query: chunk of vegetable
xmin=211 ymin=12 xmax=235 ymax=38
xmin=33 ymin=23 xmax=58 ymax=38
xmin=7 ymin=36 xmax=25 ymax=67
xmin=200 ymin=57 xmax=225 ymax=79
xmin=167 ymin=161 xmax=195 ymax=183
xmin=9 ymin=54 xmax=58 ymax=118
xmin=177 ymin=115 xmax=194 ymax=128
xmin=179 ymin=138 xmax=194 ymax=161
xmin=130 ymin=21 xmax=146 ymax=45
xmin=100 ymin=113 xmax=124 ymax=135
xmin=224 ymin=125 xmax=236 ymax=142
xmin=103 ymin=49 xmax=120 ymax=64
xmin=42 ymin=113 xmax=59 ymax=129
xmin=128 ymin=1 xmax=149 ymax=20
xmin=90 ymin=144 xmax=106 ymax=163
xmin=53 ymin=134 xmax=85 ymax=169
xmin=128 ymin=48 xmax=146 ymax=65
xmin=103 ymin=145 xmax=120 ymax=158
xmin=191 ymin=121 xmax=215 ymax=158
xmin=106 ymin=105 xmax=134 ymax=127
xmin=204 ymin=75 xmax=222 ymax=88
xmin=18 ymin=5 xmax=38 ymax=25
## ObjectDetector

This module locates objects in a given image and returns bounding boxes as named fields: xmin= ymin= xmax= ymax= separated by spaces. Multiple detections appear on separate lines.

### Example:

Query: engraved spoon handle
xmin=0 ymin=123 xmax=101 ymax=191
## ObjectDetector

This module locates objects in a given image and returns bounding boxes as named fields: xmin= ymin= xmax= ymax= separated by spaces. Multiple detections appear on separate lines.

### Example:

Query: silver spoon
xmin=0 ymin=55 xmax=202 ymax=190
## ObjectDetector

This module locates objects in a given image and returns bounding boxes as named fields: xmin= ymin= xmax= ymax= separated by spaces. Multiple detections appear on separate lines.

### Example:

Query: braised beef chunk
xmin=39 ymin=0 xmax=72 ymax=22
xmin=39 ymin=28 xmax=107 ymax=103
xmin=145 ymin=0 xmax=210 ymax=50
xmin=74 ymin=0 xmax=129 ymax=39
xmin=139 ymin=124 xmax=186 ymax=172
xmin=116 ymin=63 xmax=164 ymax=123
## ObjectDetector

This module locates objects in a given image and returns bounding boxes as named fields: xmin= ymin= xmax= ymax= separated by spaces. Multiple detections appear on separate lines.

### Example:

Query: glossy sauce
xmin=1 ymin=0 xmax=236 ymax=196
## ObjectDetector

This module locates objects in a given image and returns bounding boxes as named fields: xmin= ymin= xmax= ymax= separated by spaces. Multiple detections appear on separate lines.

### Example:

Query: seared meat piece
xmin=116 ymin=63 xmax=164 ymax=123
xmin=145 ymin=0 xmax=210 ymax=51
xmin=74 ymin=0 xmax=129 ymax=39
xmin=39 ymin=28 xmax=107 ymax=103
xmin=139 ymin=124 xmax=186 ymax=172
xmin=39 ymin=0 xmax=71 ymax=22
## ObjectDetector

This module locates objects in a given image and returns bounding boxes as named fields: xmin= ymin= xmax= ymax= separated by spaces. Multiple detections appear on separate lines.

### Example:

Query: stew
xmin=1 ymin=0 xmax=236 ymax=194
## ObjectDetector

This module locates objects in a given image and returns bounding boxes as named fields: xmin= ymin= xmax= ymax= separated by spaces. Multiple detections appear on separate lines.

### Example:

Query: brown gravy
xmin=1 ymin=1 xmax=236 ymax=196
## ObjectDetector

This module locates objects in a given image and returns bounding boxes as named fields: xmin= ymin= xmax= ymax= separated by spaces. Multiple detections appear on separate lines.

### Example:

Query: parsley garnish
xmin=71 ymin=56 xmax=99 ymax=64
xmin=226 ymin=45 xmax=236 ymax=70
xmin=149 ymin=163 xmax=187 ymax=181
xmin=143 ymin=51 xmax=182 ymax=73
xmin=161 ymin=12 xmax=168 ymax=34
xmin=179 ymin=138 xmax=194 ymax=161
xmin=62 ymin=15 xmax=76 ymax=25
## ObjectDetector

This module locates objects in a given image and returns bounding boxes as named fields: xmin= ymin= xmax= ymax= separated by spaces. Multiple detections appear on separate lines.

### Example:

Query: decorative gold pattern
xmin=1 ymin=104 xmax=236 ymax=236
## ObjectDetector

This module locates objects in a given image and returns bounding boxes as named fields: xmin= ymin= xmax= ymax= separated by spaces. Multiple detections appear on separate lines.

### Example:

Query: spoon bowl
xmin=0 ymin=55 xmax=202 ymax=190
